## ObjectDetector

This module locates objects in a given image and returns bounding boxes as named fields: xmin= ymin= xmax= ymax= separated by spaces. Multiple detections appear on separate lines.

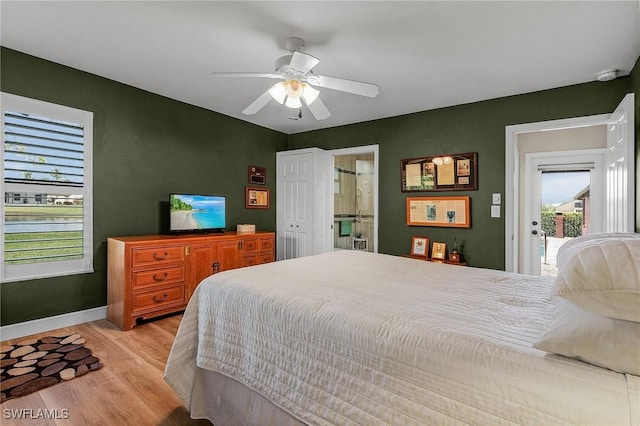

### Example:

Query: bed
xmin=164 ymin=241 xmax=640 ymax=425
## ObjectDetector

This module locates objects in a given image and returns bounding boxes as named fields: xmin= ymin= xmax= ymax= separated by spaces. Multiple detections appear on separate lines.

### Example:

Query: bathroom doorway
xmin=331 ymin=145 xmax=378 ymax=252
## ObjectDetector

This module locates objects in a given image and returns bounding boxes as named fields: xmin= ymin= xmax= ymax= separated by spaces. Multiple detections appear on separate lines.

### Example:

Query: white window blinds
xmin=1 ymin=93 xmax=93 ymax=282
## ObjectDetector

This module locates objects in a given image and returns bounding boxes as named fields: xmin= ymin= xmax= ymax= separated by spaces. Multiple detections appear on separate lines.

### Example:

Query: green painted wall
xmin=0 ymin=48 xmax=287 ymax=325
xmin=287 ymin=79 xmax=630 ymax=269
xmin=1 ymin=46 xmax=637 ymax=326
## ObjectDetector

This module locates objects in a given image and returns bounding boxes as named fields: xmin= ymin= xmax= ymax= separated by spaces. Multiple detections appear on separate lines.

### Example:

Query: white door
xmin=606 ymin=93 xmax=635 ymax=232
xmin=276 ymin=151 xmax=315 ymax=260
xmin=524 ymin=150 xmax=604 ymax=275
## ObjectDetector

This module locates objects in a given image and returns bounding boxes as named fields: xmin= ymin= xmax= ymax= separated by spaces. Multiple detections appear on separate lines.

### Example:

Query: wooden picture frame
xmin=410 ymin=236 xmax=430 ymax=258
xmin=248 ymin=165 xmax=266 ymax=185
xmin=245 ymin=186 xmax=270 ymax=209
xmin=406 ymin=196 xmax=471 ymax=228
xmin=401 ymin=152 xmax=478 ymax=192
xmin=431 ymin=242 xmax=447 ymax=260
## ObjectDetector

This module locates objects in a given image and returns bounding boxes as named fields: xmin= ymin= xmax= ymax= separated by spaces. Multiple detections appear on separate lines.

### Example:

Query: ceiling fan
xmin=212 ymin=37 xmax=379 ymax=120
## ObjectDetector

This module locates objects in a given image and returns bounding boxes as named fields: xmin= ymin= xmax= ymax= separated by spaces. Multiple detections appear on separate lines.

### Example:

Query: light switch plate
xmin=491 ymin=205 xmax=501 ymax=218
xmin=492 ymin=193 xmax=501 ymax=204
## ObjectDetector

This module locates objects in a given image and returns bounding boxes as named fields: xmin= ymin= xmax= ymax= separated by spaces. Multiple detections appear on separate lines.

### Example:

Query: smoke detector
xmin=596 ymin=70 xmax=618 ymax=82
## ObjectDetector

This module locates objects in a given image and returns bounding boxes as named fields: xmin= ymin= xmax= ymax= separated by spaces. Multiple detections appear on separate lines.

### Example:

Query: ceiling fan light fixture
xmin=285 ymin=96 xmax=302 ymax=109
xmin=268 ymin=82 xmax=286 ymax=104
xmin=302 ymin=83 xmax=320 ymax=105
xmin=284 ymin=79 xmax=304 ymax=98
xmin=224 ymin=37 xmax=378 ymax=119
xmin=270 ymin=80 xmax=310 ymax=108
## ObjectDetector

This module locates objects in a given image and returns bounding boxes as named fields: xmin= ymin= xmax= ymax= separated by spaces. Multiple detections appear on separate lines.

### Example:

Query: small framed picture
xmin=245 ymin=186 xmax=270 ymax=209
xmin=410 ymin=236 xmax=430 ymax=258
xmin=431 ymin=242 xmax=446 ymax=260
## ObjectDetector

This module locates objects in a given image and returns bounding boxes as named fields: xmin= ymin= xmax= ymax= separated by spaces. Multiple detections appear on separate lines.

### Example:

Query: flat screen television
xmin=169 ymin=193 xmax=226 ymax=234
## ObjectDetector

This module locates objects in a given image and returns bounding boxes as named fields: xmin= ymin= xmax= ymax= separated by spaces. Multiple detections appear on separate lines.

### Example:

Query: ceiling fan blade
xmin=242 ymin=90 xmax=273 ymax=115
xmin=308 ymin=75 xmax=379 ymax=98
xmin=289 ymin=51 xmax=320 ymax=74
xmin=212 ymin=72 xmax=280 ymax=79
xmin=304 ymin=97 xmax=331 ymax=120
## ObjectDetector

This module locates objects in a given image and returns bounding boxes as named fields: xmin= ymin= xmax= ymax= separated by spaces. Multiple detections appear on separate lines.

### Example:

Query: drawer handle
xmin=153 ymin=272 xmax=168 ymax=281
xmin=152 ymin=293 xmax=168 ymax=303
xmin=153 ymin=252 xmax=168 ymax=260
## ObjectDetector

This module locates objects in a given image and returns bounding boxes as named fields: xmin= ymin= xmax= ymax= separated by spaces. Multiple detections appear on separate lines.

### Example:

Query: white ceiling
xmin=1 ymin=1 xmax=639 ymax=134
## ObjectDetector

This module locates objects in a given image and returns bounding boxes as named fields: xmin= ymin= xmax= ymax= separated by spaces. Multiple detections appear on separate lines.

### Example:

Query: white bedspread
xmin=164 ymin=251 xmax=638 ymax=425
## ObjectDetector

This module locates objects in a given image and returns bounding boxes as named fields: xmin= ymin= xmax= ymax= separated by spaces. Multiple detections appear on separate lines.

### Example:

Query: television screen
xmin=169 ymin=193 xmax=226 ymax=233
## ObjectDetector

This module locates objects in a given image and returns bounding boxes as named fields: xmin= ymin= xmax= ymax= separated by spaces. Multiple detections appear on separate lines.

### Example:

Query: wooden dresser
xmin=107 ymin=231 xmax=275 ymax=330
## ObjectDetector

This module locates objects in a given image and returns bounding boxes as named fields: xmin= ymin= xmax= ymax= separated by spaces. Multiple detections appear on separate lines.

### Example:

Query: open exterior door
xmin=606 ymin=93 xmax=635 ymax=232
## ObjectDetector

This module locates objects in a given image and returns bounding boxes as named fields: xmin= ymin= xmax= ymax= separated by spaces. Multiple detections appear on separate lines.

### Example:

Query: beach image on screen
xmin=170 ymin=194 xmax=225 ymax=231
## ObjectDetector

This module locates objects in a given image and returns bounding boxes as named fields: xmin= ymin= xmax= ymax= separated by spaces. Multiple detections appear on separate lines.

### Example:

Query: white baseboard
xmin=0 ymin=306 xmax=107 ymax=341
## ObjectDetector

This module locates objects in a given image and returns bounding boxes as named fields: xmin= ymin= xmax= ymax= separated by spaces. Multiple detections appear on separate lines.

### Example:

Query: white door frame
xmin=505 ymin=114 xmax=610 ymax=273
xmin=523 ymin=149 xmax=605 ymax=274
xmin=328 ymin=144 xmax=379 ymax=253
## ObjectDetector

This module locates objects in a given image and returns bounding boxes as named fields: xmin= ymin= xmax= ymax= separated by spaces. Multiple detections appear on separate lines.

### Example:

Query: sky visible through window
xmin=541 ymin=171 xmax=590 ymax=206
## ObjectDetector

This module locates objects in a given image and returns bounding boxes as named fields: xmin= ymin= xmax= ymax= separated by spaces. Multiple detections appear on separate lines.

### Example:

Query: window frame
xmin=1 ymin=93 xmax=93 ymax=283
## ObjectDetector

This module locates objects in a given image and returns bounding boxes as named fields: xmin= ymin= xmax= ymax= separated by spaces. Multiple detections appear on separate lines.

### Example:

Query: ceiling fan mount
xmin=212 ymin=37 xmax=379 ymax=120
xmin=283 ymin=36 xmax=305 ymax=53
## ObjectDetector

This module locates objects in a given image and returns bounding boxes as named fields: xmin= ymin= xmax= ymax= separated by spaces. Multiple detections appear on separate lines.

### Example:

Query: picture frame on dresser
xmin=431 ymin=242 xmax=446 ymax=260
xmin=410 ymin=236 xmax=430 ymax=258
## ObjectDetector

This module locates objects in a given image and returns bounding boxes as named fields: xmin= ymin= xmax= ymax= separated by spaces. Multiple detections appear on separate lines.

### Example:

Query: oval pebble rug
xmin=0 ymin=331 xmax=103 ymax=401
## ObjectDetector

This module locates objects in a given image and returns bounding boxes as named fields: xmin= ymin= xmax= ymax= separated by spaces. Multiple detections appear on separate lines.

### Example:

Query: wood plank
xmin=0 ymin=314 xmax=210 ymax=425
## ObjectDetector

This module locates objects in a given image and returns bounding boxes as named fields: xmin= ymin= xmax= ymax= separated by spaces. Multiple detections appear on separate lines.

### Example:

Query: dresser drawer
xmin=260 ymin=252 xmax=274 ymax=263
xmin=132 ymin=284 xmax=185 ymax=314
xmin=243 ymin=239 xmax=258 ymax=253
xmin=132 ymin=266 xmax=185 ymax=289
xmin=260 ymin=238 xmax=274 ymax=251
xmin=242 ymin=254 xmax=258 ymax=267
xmin=132 ymin=245 xmax=184 ymax=268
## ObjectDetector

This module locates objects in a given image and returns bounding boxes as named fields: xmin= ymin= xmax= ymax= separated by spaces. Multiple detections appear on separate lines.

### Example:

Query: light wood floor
xmin=1 ymin=314 xmax=211 ymax=425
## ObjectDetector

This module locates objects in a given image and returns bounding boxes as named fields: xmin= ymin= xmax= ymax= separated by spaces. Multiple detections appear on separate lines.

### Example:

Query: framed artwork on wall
xmin=401 ymin=152 xmax=478 ymax=192
xmin=406 ymin=196 xmax=471 ymax=228
xmin=245 ymin=186 xmax=270 ymax=209
xmin=248 ymin=165 xmax=266 ymax=185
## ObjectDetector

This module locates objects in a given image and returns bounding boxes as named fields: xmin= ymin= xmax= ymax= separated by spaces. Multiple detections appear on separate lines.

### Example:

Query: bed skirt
xmin=189 ymin=368 xmax=305 ymax=425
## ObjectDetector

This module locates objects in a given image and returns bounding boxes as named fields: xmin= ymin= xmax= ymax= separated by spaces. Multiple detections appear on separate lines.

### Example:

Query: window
xmin=1 ymin=93 xmax=93 ymax=282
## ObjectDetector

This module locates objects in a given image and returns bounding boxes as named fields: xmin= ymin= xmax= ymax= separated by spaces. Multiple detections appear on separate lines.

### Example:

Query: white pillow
xmin=534 ymin=298 xmax=640 ymax=376
xmin=556 ymin=232 xmax=640 ymax=269
xmin=552 ymin=236 xmax=640 ymax=322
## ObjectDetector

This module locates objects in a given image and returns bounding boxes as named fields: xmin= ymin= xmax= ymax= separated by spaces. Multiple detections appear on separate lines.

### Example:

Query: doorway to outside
xmin=505 ymin=93 xmax=634 ymax=274
xmin=540 ymin=170 xmax=590 ymax=276
xmin=524 ymin=149 xmax=604 ymax=276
